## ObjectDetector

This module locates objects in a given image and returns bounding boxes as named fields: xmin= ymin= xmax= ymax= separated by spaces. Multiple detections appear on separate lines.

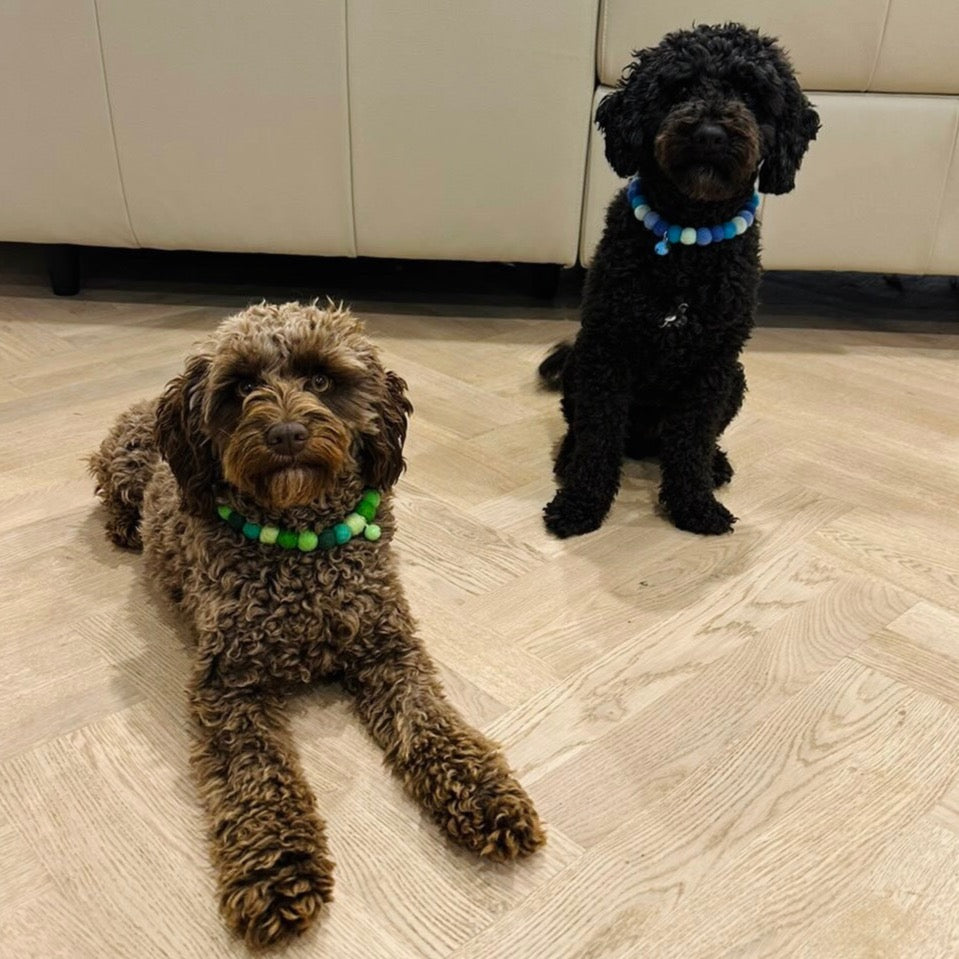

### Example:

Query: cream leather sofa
xmin=2 ymin=1 xmax=957 ymax=286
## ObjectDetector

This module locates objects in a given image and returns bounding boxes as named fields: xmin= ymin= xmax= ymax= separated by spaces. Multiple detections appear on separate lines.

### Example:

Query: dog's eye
xmin=310 ymin=373 xmax=332 ymax=393
xmin=236 ymin=380 xmax=258 ymax=398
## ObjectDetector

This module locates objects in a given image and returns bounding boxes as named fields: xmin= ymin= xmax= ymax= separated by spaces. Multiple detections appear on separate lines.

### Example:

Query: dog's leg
xmin=712 ymin=447 xmax=734 ymax=487
xmin=658 ymin=364 xmax=742 ymax=535
xmin=343 ymin=622 xmax=545 ymax=861
xmin=544 ymin=331 xmax=631 ymax=537
xmin=552 ymin=429 xmax=576 ymax=480
xmin=552 ymin=387 xmax=578 ymax=481
xmin=711 ymin=362 xmax=746 ymax=489
xmin=189 ymin=673 xmax=334 ymax=948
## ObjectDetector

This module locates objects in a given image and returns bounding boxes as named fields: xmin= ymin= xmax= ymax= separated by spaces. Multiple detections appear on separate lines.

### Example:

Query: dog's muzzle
xmin=655 ymin=101 xmax=761 ymax=201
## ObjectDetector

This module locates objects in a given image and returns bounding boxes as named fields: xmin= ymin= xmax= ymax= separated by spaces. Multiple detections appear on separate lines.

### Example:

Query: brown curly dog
xmin=89 ymin=302 xmax=545 ymax=949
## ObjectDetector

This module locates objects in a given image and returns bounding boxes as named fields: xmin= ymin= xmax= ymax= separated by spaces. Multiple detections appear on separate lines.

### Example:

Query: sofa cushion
xmin=598 ymin=0 xmax=959 ymax=95
xmin=95 ymin=0 xmax=354 ymax=254
xmin=0 ymin=3 xmax=136 ymax=247
xmin=347 ymin=0 xmax=599 ymax=264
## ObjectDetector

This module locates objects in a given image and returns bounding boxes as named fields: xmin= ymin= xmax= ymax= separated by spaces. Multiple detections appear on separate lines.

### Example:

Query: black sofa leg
xmin=46 ymin=244 xmax=80 ymax=296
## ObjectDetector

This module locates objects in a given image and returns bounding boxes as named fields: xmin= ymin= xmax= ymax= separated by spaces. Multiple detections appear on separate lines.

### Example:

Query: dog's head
xmin=597 ymin=23 xmax=820 ymax=200
xmin=154 ymin=302 xmax=411 ymax=516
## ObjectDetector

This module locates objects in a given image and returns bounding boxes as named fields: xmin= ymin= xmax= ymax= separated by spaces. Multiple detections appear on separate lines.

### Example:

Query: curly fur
xmin=541 ymin=24 xmax=819 ymax=538
xmin=89 ymin=302 xmax=544 ymax=949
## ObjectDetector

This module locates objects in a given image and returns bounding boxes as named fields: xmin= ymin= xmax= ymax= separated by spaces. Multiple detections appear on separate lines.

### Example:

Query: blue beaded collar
xmin=627 ymin=177 xmax=760 ymax=255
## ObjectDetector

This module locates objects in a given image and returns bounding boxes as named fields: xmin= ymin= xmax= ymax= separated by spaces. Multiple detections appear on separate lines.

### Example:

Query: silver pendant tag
xmin=660 ymin=302 xmax=689 ymax=328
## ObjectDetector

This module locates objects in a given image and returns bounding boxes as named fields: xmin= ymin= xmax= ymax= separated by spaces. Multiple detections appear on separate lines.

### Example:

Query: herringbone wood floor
xmin=2 ymin=254 xmax=959 ymax=958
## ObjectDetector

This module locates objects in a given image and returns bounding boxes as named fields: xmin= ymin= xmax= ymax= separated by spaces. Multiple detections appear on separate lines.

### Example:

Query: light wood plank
xmin=791 ymin=818 xmax=959 ymax=958
xmin=814 ymin=507 xmax=959 ymax=607
xmin=533 ymin=575 xmax=916 ymax=846
xmin=453 ymin=662 xmax=959 ymax=958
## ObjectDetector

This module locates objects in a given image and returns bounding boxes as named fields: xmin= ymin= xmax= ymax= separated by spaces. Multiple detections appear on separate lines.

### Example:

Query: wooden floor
xmin=2 ymin=254 xmax=959 ymax=958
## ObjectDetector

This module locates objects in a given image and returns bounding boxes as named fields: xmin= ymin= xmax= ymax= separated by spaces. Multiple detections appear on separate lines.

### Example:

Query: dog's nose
xmin=265 ymin=421 xmax=308 ymax=455
xmin=693 ymin=122 xmax=728 ymax=153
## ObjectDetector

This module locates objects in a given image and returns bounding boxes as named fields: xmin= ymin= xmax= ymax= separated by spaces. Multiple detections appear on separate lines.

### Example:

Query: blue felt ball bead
xmin=667 ymin=225 xmax=682 ymax=244
xmin=711 ymin=225 xmax=726 ymax=243
xmin=643 ymin=211 xmax=659 ymax=229
xmin=696 ymin=227 xmax=712 ymax=246
xmin=723 ymin=222 xmax=737 ymax=240
xmin=652 ymin=220 xmax=669 ymax=237
xmin=740 ymin=210 xmax=755 ymax=227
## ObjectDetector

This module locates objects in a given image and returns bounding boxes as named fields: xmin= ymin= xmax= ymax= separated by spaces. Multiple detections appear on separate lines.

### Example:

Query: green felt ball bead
xmin=226 ymin=512 xmax=245 ymax=531
xmin=277 ymin=529 xmax=298 ymax=549
xmin=242 ymin=522 xmax=261 ymax=540
xmin=363 ymin=523 xmax=382 ymax=541
xmin=297 ymin=530 xmax=319 ymax=552
xmin=217 ymin=504 xmax=232 ymax=520
xmin=344 ymin=512 xmax=367 ymax=536
xmin=333 ymin=523 xmax=351 ymax=545
xmin=318 ymin=528 xmax=337 ymax=549
xmin=259 ymin=525 xmax=279 ymax=545
xmin=356 ymin=501 xmax=376 ymax=521
xmin=361 ymin=489 xmax=381 ymax=509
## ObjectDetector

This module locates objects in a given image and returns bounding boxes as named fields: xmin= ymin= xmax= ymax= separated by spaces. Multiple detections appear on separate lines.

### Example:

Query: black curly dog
xmin=542 ymin=24 xmax=819 ymax=537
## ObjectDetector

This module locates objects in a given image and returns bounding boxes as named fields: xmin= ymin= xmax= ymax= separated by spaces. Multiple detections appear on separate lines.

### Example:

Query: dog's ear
xmin=154 ymin=353 xmax=219 ymax=517
xmin=596 ymin=87 xmax=641 ymax=178
xmin=360 ymin=371 xmax=412 ymax=492
xmin=757 ymin=58 xmax=820 ymax=195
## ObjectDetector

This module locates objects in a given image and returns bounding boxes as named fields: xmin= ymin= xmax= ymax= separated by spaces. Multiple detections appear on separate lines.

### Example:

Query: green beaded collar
xmin=216 ymin=489 xmax=382 ymax=552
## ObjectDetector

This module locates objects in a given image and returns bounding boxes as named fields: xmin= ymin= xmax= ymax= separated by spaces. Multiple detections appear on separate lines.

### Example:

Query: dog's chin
xmin=225 ymin=457 xmax=347 ymax=511
xmin=254 ymin=465 xmax=335 ymax=510
xmin=667 ymin=163 xmax=749 ymax=203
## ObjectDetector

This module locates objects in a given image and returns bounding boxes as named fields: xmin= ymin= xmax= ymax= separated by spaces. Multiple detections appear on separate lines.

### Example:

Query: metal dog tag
xmin=660 ymin=302 xmax=689 ymax=328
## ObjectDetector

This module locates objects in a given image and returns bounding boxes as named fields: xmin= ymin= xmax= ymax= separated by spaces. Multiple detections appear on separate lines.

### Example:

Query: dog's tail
xmin=537 ymin=342 xmax=572 ymax=391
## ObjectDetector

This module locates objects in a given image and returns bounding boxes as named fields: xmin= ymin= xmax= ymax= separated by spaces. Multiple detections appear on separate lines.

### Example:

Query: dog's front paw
xmin=543 ymin=490 xmax=607 ymax=538
xmin=445 ymin=773 xmax=546 ymax=862
xmin=667 ymin=496 xmax=737 ymax=535
xmin=220 ymin=850 xmax=335 ymax=949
